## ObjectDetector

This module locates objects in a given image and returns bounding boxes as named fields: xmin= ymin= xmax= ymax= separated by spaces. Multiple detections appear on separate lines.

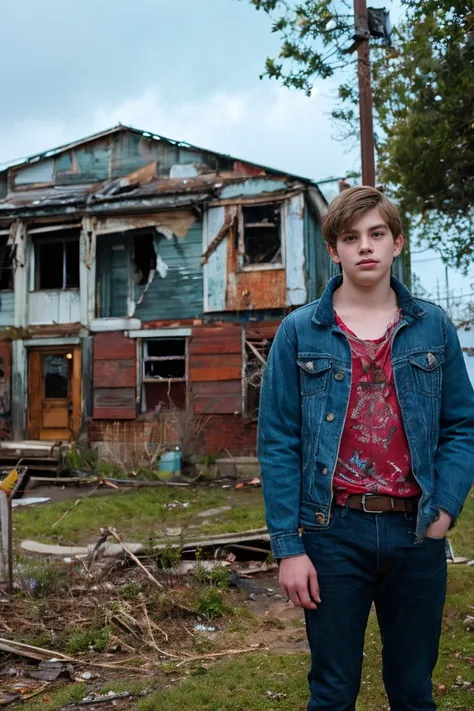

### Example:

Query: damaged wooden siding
xmin=189 ymin=325 xmax=242 ymax=414
xmin=134 ymin=222 xmax=203 ymax=321
xmin=0 ymin=293 xmax=14 ymax=327
xmin=9 ymin=128 xmax=236 ymax=190
xmin=96 ymin=235 xmax=131 ymax=318
xmin=204 ymin=207 xmax=227 ymax=312
xmin=92 ymin=333 xmax=136 ymax=419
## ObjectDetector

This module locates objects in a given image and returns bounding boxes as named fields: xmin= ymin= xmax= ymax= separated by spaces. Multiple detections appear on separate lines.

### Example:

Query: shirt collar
xmin=312 ymin=274 xmax=426 ymax=326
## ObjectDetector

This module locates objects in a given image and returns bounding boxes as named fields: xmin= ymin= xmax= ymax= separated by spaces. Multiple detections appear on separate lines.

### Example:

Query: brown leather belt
xmin=345 ymin=494 xmax=418 ymax=514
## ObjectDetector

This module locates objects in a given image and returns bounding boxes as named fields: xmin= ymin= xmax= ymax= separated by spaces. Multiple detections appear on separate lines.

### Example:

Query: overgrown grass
xmin=12 ymin=486 xmax=265 ymax=545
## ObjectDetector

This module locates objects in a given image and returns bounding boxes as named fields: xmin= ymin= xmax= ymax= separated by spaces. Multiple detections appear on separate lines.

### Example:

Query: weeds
xmin=66 ymin=626 xmax=111 ymax=654
xmin=194 ymin=588 xmax=229 ymax=620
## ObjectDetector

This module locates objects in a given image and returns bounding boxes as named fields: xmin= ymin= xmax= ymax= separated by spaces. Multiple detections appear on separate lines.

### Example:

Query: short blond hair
xmin=322 ymin=186 xmax=403 ymax=248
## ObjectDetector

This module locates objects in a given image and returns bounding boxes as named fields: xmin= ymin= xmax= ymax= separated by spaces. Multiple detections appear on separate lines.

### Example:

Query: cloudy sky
xmin=1 ymin=0 xmax=471 ymax=307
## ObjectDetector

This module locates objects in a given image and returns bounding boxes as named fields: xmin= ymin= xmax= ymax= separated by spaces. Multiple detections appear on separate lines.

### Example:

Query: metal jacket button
xmin=335 ymin=372 xmax=345 ymax=381
xmin=316 ymin=512 xmax=325 ymax=524
xmin=321 ymin=467 xmax=328 ymax=476
xmin=325 ymin=413 xmax=335 ymax=422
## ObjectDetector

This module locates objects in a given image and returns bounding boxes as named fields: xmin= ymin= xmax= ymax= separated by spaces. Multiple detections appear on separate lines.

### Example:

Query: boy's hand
xmin=279 ymin=554 xmax=321 ymax=610
xmin=426 ymin=509 xmax=452 ymax=539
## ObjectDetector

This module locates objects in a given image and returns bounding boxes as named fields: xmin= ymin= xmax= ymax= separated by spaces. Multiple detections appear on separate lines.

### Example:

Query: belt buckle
xmin=361 ymin=494 xmax=385 ymax=514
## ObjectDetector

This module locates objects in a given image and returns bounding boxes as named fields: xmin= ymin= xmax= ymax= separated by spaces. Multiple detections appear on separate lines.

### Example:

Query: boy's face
xmin=327 ymin=207 xmax=403 ymax=285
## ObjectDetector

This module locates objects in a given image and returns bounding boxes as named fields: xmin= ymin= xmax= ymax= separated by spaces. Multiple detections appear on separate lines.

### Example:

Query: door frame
xmin=27 ymin=345 xmax=82 ymax=441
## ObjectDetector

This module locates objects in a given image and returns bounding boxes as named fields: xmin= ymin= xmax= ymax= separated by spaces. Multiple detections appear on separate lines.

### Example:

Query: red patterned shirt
xmin=333 ymin=311 xmax=421 ymax=506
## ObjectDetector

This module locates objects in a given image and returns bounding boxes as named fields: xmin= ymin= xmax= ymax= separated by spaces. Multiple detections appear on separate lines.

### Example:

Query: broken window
xmin=0 ymin=237 xmax=13 ymax=291
xmin=241 ymin=204 xmax=282 ymax=267
xmin=142 ymin=338 xmax=188 ymax=412
xmin=35 ymin=232 xmax=80 ymax=290
xmin=244 ymin=336 xmax=273 ymax=419
xmin=134 ymin=232 xmax=157 ymax=286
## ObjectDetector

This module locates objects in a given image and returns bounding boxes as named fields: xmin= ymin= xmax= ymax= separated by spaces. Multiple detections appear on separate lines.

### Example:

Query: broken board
xmin=0 ymin=491 xmax=12 ymax=591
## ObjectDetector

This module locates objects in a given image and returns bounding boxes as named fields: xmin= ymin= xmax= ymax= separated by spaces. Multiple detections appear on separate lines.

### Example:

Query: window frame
xmin=142 ymin=337 xmax=189 ymax=385
xmin=33 ymin=234 xmax=80 ymax=291
xmin=238 ymin=202 xmax=285 ymax=272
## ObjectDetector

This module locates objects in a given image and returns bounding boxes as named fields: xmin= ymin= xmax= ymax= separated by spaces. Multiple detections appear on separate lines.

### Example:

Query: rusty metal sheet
xmin=226 ymin=233 xmax=286 ymax=310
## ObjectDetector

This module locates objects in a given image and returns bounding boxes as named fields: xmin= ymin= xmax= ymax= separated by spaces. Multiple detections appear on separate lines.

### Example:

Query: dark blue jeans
xmin=303 ymin=506 xmax=447 ymax=711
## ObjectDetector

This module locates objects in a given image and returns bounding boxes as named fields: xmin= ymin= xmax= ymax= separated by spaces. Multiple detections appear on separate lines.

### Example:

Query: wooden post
xmin=0 ymin=491 xmax=12 ymax=594
xmin=354 ymin=0 xmax=376 ymax=187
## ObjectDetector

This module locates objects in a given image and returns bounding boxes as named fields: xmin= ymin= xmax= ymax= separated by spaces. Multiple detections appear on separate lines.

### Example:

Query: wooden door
xmin=28 ymin=346 xmax=81 ymax=441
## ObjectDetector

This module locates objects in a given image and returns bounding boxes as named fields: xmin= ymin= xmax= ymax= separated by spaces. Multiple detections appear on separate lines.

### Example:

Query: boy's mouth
xmin=356 ymin=259 xmax=378 ymax=265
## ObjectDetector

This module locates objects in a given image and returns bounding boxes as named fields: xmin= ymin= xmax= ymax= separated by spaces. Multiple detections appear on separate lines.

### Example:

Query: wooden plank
xmin=27 ymin=351 xmax=42 ymax=439
xmin=0 ymin=492 xmax=11 ymax=588
xmin=93 ymin=388 xmax=136 ymax=420
xmin=190 ymin=367 xmax=242 ymax=382
xmin=188 ymin=340 xmax=242 ymax=355
xmin=191 ymin=354 xmax=242 ymax=370
xmin=244 ymin=322 xmax=280 ymax=339
xmin=93 ymin=360 xmax=136 ymax=388
xmin=94 ymin=334 xmax=135 ymax=360
xmin=193 ymin=395 xmax=242 ymax=415
xmin=191 ymin=380 xmax=241 ymax=396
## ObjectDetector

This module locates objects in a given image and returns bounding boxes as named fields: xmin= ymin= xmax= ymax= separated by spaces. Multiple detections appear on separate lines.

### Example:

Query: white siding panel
xmin=28 ymin=290 xmax=81 ymax=324
xmin=285 ymin=193 xmax=307 ymax=306
xmin=204 ymin=206 xmax=227 ymax=312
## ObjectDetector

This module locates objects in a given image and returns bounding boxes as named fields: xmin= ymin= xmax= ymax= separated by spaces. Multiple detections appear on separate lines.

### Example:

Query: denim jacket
xmin=258 ymin=276 xmax=474 ymax=559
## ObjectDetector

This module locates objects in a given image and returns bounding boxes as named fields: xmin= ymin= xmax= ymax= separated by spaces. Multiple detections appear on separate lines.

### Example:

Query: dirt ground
xmin=0 ymin=563 xmax=308 ymax=709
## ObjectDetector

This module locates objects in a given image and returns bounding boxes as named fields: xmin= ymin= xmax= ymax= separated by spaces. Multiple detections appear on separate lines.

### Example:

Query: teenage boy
xmin=258 ymin=187 xmax=474 ymax=711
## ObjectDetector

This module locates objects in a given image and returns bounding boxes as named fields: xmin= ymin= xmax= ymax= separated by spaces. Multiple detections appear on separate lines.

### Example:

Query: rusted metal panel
xmin=285 ymin=193 xmax=307 ymax=306
xmin=226 ymin=225 xmax=286 ymax=310
xmin=93 ymin=360 xmax=136 ymax=388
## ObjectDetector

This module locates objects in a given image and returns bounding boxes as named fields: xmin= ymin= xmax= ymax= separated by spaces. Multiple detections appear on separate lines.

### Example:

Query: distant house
xmin=0 ymin=124 xmax=337 ymax=457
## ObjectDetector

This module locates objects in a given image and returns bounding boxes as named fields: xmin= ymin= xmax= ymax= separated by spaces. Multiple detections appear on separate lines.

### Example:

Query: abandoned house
xmin=0 ymin=125 xmax=408 ymax=462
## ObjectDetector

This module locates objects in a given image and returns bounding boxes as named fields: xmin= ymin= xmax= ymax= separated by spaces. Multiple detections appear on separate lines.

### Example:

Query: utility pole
xmin=354 ymin=0 xmax=376 ymax=187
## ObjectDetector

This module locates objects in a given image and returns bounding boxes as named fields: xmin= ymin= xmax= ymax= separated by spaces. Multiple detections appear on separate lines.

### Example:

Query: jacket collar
xmin=312 ymin=274 xmax=426 ymax=326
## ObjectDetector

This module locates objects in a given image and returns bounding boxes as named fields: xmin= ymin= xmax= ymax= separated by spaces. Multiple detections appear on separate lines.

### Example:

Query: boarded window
xmin=242 ymin=204 xmax=282 ymax=266
xmin=0 ymin=238 xmax=13 ymax=291
xmin=142 ymin=338 xmax=187 ymax=412
xmin=35 ymin=232 xmax=80 ymax=290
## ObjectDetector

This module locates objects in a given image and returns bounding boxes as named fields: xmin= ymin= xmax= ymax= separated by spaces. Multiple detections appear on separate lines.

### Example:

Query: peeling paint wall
xmin=134 ymin=222 xmax=203 ymax=320
xmin=285 ymin=193 xmax=307 ymax=306
xmin=204 ymin=207 xmax=227 ymax=312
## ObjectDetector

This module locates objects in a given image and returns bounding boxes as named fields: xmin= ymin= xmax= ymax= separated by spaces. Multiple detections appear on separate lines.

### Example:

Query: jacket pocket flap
xmin=297 ymin=356 xmax=332 ymax=375
xmin=408 ymin=352 xmax=444 ymax=372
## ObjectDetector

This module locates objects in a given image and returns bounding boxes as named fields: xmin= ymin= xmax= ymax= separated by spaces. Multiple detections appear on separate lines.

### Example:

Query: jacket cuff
xmin=432 ymin=490 xmax=462 ymax=521
xmin=270 ymin=532 xmax=305 ymax=559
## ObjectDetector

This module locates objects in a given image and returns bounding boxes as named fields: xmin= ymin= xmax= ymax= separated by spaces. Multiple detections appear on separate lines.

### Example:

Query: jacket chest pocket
xmin=409 ymin=352 xmax=444 ymax=396
xmin=297 ymin=355 xmax=332 ymax=395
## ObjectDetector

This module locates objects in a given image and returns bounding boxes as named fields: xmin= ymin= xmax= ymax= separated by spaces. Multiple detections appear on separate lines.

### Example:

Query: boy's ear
xmin=327 ymin=243 xmax=341 ymax=264
xmin=393 ymin=234 xmax=404 ymax=257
